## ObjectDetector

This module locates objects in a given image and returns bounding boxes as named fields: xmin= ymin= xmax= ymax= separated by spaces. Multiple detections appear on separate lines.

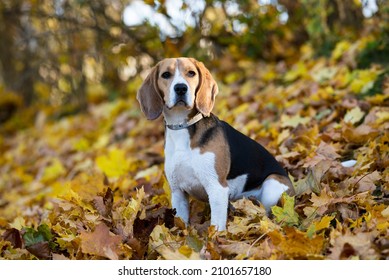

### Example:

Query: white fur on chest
xmin=164 ymin=128 xmax=215 ymax=201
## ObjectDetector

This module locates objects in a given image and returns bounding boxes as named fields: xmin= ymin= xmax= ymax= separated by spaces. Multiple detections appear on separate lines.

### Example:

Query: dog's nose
xmin=174 ymin=83 xmax=188 ymax=96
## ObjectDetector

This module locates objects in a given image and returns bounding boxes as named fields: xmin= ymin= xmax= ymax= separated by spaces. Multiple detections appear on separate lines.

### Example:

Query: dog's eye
xmin=161 ymin=72 xmax=171 ymax=79
xmin=187 ymin=70 xmax=196 ymax=77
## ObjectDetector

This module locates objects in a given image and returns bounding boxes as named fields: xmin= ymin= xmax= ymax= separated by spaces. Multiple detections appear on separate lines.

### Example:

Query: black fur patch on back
xmin=220 ymin=120 xmax=289 ymax=191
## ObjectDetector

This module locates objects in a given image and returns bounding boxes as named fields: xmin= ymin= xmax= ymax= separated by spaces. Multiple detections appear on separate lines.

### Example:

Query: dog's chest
xmin=164 ymin=129 xmax=213 ymax=201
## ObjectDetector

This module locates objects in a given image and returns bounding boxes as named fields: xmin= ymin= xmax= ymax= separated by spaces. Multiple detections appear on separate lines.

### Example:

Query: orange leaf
xmin=268 ymin=227 xmax=325 ymax=259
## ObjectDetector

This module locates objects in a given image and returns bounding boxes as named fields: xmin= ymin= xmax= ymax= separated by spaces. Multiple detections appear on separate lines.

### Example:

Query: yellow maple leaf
xmin=96 ymin=148 xmax=131 ymax=178
xmin=268 ymin=227 xmax=325 ymax=258
xmin=307 ymin=215 xmax=335 ymax=238
xmin=49 ymin=181 xmax=72 ymax=199
xmin=70 ymin=172 xmax=107 ymax=201
xmin=41 ymin=158 xmax=66 ymax=183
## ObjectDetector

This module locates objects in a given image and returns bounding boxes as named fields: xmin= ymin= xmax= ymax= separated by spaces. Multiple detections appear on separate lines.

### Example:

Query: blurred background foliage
xmin=0 ymin=0 xmax=388 ymax=132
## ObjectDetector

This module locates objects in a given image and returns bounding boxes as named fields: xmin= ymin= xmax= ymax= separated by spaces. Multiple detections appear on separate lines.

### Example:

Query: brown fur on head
xmin=189 ymin=58 xmax=218 ymax=116
xmin=137 ymin=58 xmax=218 ymax=119
xmin=136 ymin=63 xmax=163 ymax=120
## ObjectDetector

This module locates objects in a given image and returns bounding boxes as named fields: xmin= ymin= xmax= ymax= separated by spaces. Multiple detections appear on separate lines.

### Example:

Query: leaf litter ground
xmin=0 ymin=39 xmax=388 ymax=260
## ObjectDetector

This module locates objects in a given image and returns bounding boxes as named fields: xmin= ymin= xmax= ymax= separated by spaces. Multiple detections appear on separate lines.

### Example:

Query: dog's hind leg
xmin=234 ymin=178 xmax=290 ymax=212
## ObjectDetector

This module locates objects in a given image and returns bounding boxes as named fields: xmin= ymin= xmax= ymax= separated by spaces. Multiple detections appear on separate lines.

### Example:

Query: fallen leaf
xmin=281 ymin=114 xmax=311 ymax=128
xmin=308 ymin=190 xmax=333 ymax=216
xmin=92 ymin=187 xmax=114 ymax=218
xmin=41 ymin=158 xmax=66 ymax=183
xmin=271 ymin=193 xmax=299 ymax=226
xmin=331 ymin=40 xmax=351 ymax=61
xmin=70 ymin=172 xmax=107 ymax=202
xmin=178 ymin=245 xmax=193 ymax=258
xmin=349 ymin=171 xmax=381 ymax=192
xmin=315 ymin=142 xmax=341 ymax=160
xmin=307 ymin=215 xmax=335 ymax=238
xmin=80 ymin=223 xmax=122 ymax=260
xmin=231 ymin=198 xmax=266 ymax=219
xmin=2 ymin=228 xmax=23 ymax=249
xmin=344 ymin=107 xmax=365 ymax=124
xmin=96 ymin=148 xmax=131 ymax=178
xmin=329 ymin=230 xmax=378 ymax=259
xmin=22 ymin=224 xmax=53 ymax=248
xmin=349 ymin=69 xmax=381 ymax=94
xmin=381 ymin=206 xmax=389 ymax=218
xmin=26 ymin=241 xmax=51 ymax=259
xmin=148 ymin=224 xmax=199 ymax=260
xmin=219 ymin=241 xmax=252 ymax=259
xmin=342 ymin=124 xmax=379 ymax=144
xmin=284 ymin=62 xmax=308 ymax=82
xmin=269 ymin=227 xmax=325 ymax=259
xmin=134 ymin=165 xmax=162 ymax=185
xmin=296 ymin=160 xmax=332 ymax=195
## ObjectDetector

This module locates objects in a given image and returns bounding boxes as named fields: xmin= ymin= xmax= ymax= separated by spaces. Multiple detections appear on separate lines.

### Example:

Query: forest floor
xmin=0 ymin=37 xmax=388 ymax=259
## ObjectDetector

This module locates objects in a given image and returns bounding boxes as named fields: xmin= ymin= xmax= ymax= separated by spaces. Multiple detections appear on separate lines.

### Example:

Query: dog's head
xmin=137 ymin=57 xmax=218 ymax=120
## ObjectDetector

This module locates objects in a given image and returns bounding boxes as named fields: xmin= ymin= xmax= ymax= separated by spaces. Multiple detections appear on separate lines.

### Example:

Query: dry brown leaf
xmin=80 ymin=223 xmax=122 ymax=260
xmin=219 ymin=241 xmax=253 ymax=259
xmin=342 ymin=124 xmax=379 ymax=144
xmin=329 ymin=230 xmax=378 ymax=259
xmin=353 ymin=171 xmax=381 ymax=192
xmin=2 ymin=228 xmax=23 ymax=249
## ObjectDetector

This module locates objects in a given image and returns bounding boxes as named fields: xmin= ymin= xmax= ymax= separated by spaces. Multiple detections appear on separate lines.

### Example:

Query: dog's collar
xmin=165 ymin=113 xmax=204 ymax=130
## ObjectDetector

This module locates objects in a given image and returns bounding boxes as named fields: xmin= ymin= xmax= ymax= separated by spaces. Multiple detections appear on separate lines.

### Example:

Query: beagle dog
xmin=137 ymin=57 xmax=294 ymax=231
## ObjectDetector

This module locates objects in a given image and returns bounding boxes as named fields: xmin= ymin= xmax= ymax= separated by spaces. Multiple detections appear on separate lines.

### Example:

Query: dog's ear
xmin=191 ymin=58 xmax=218 ymax=117
xmin=136 ymin=64 xmax=163 ymax=120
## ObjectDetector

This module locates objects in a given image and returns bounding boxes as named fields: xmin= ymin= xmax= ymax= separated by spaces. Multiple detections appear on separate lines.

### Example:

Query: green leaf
xmin=22 ymin=224 xmax=53 ymax=247
xmin=37 ymin=224 xmax=53 ymax=241
xmin=271 ymin=193 xmax=299 ymax=226
xmin=23 ymin=228 xmax=46 ymax=247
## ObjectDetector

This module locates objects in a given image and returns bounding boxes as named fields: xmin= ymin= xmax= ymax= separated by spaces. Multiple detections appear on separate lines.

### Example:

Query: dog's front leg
xmin=207 ymin=184 xmax=229 ymax=231
xmin=171 ymin=189 xmax=189 ymax=224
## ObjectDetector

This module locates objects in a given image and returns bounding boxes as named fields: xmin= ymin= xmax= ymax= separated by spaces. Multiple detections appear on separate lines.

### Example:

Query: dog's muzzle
xmin=174 ymin=83 xmax=188 ymax=96
xmin=173 ymin=83 xmax=190 ymax=107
